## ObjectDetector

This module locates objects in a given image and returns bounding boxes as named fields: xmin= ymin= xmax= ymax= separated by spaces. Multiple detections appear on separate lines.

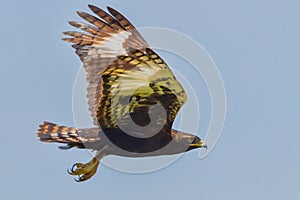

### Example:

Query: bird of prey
xmin=37 ymin=4 xmax=207 ymax=182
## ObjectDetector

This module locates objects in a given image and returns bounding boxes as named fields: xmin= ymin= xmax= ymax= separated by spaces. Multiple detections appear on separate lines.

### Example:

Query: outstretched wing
xmin=97 ymin=48 xmax=187 ymax=137
xmin=63 ymin=5 xmax=187 ymax=138
xmin=62 ymin=5 xmax=148 ymax=126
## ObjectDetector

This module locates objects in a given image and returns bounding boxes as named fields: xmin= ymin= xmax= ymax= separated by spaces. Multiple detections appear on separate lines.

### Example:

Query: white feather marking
xmin=97 ymin=31 xmax=131 ymax=57
xmin=50 ymin=133 xmax=58 ymax=137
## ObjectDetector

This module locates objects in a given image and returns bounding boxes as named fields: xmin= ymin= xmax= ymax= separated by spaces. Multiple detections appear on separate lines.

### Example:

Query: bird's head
xmin=171 ymin=131 xmax=207 ymax=152
xmin=185 ymin=135 xmax=207 ymax=151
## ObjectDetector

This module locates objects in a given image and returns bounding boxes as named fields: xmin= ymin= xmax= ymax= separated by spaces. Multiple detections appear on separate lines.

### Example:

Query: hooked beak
xmin=189 ymin=139 xmax=207 ymax=149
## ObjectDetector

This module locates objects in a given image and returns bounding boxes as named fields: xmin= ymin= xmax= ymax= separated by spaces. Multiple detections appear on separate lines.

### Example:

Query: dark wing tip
xmin=107 ymin=6 xmax=117 ymax=15
xmin=62 ymin=31 xmax=70 ymax=36
xmin=88 ymin=4 xmax=99 ymax=12
xmin=68 ymin=21 xmax=80 ymax=28
xmin=88 ymin=4 xmax=96 ymax=9
xmin=61 ymin=37 xmax=71 ymax=42
xmin=77 ymin=11 xmax=88 ymax=18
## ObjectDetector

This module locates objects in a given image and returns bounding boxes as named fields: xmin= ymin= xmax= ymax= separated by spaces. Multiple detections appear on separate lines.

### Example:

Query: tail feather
xmin=37 ymin=121 xmax=80 ymax=143
xmin=37 ymin=121 xmax=101 ymax=149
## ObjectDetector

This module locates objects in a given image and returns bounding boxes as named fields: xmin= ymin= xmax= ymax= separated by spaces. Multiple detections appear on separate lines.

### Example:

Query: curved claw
xmin=74 ymin=176 xmax=82 ymax=182
xmin=67 ymin=168 xmax=72 ymax=175
xmin=75 ymin=178 xmax=80 ymax=182
xmin=71 ymin=163 xmax=79 ymax=172
xmin=67 ymin=159 xmax=100 ymax=182
xmin=75 ymin=171 xmax=97 ymax=182
xmin=74 ymin=174 xmax=89 ymax=182
xmin=67 ymin=163 xmax=85 ymax=175
xmin=67 ymin=163 xmax=78 ymax=174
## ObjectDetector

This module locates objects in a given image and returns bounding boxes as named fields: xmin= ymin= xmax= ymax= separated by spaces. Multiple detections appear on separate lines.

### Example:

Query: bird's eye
xmin=188 ymin=137 xmax=194 ymax=143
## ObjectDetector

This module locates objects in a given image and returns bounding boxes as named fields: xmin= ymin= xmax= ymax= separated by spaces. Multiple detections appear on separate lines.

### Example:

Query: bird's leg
xmin=68 ymin=146 xmax=108 ymax=182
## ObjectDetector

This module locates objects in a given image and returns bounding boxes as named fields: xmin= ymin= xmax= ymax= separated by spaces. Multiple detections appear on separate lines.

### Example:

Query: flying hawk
xmin=37 ymin=5 xmax=207 ymax=182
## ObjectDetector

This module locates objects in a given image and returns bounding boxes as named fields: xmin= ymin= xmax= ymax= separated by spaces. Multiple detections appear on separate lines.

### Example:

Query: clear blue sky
xmin=1 ymin=0 xmax=300 ymax=199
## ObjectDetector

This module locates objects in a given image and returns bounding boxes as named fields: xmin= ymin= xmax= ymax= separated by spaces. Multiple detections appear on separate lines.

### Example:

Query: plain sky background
xmin=1 ymin=0 xmax=300 ymax=199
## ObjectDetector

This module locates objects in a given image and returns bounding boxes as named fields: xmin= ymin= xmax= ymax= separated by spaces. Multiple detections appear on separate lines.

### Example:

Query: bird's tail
xmin=37 ymin=121 xmax=101 ymax=149
xmin=37 ymin=121 xmax=86 ymax=149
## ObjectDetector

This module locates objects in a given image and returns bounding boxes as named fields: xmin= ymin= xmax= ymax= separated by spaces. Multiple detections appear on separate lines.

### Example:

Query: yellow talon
xmin=68 ymin=158 xmax=100 ymax=182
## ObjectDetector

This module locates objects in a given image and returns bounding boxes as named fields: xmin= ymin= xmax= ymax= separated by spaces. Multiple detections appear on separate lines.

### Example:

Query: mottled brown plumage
xmin=37 ymin=5 xmax=206 ymax=182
